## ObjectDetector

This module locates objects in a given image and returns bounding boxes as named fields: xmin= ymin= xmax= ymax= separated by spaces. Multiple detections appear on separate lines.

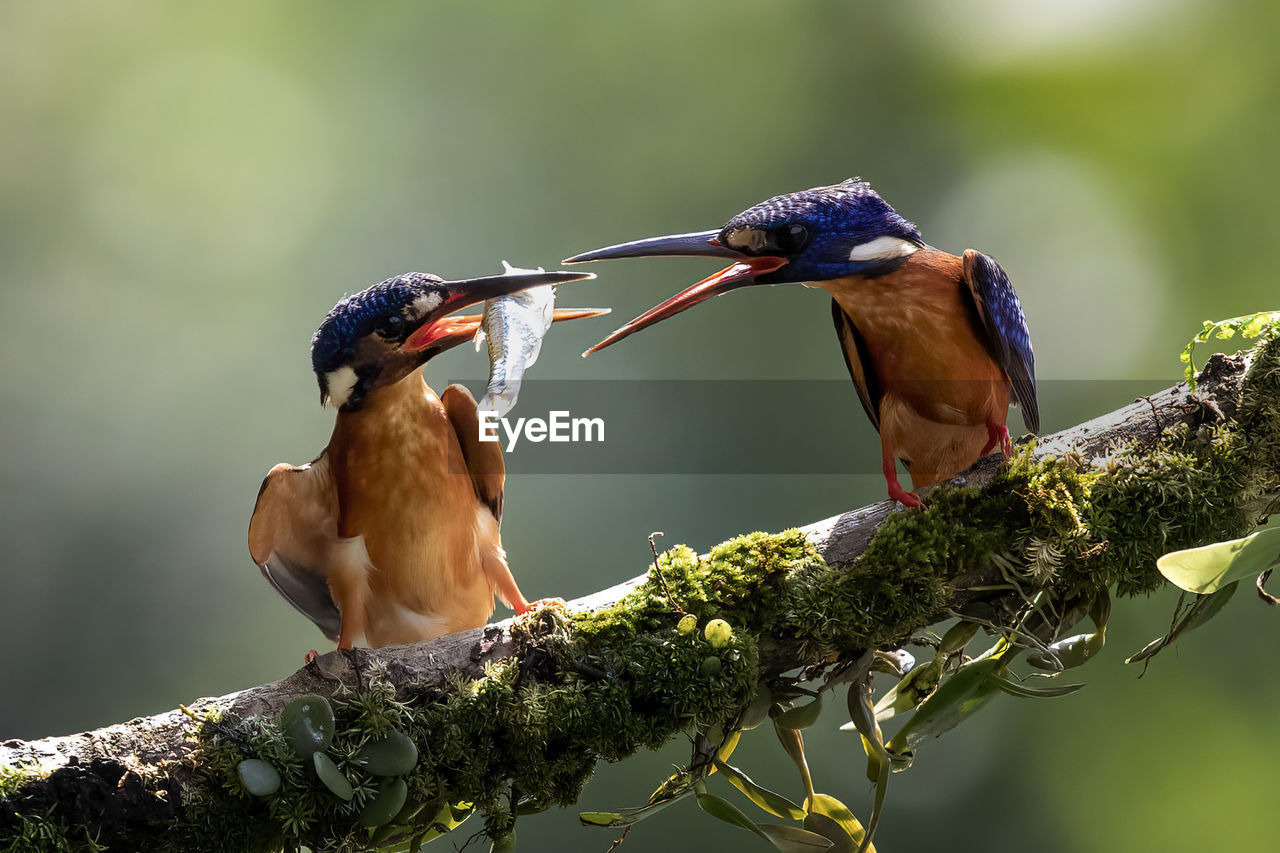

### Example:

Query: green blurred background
xmin=2 ymin=1 xmax=1277 ymax=850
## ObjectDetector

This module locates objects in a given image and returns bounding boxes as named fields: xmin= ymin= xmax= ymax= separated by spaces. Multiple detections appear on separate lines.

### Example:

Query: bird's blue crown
xmin=725 ymin=179 xmax=923 ymax=282
xmin=310 ymin=273 xmax=441 ymax=375
xmin=728 ymin=179 xmax=920 ymax=242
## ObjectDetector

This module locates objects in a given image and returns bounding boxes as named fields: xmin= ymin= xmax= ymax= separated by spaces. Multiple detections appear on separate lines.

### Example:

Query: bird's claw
xmin=981 ymin=423 xmax=1013 ymax=458
xmin=514 ymin=597 xmax=567 ymax=616
xmin=304 ymin=649 xmax=320 ymax=666
xmin=887 ymin=482 xmax=924 ymax=509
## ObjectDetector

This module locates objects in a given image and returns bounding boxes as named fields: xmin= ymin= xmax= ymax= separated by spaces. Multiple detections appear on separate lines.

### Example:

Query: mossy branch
xmin=3 ymin=338 xmax=1279 ymax=853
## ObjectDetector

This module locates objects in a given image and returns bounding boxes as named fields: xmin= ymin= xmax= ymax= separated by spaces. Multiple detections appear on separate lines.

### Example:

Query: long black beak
xmin=403 ymin=269 xmax=595 ymax=352
xmin=563 ymin=230 xmax=744 ymax=264
xmin=563 ymin=231 xmax=786 ymax=355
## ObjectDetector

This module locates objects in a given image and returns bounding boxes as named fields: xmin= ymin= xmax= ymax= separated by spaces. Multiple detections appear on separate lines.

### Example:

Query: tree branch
xmin=1 ymin=344 xmax=1275 ymax=853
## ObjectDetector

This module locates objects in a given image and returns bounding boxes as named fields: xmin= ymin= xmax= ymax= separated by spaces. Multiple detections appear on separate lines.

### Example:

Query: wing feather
xmin=961 ymin=250 xmax=1039 ymax=432
xmin=248 ymin=456 xmax=342 ymax=641
xmin=830 ymin=298 xmax=883 ymax=432
xmin=441 ymin=384 xmax=505 ymax=523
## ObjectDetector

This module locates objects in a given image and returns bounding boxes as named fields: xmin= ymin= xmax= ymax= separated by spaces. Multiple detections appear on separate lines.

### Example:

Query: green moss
xmin=174 ymin=587 xmax=765 ymax=851
xmin=6 ymin=335 xmax=1279 ymax=853
xmin=0 ymin=765 xmax=104 ymax=853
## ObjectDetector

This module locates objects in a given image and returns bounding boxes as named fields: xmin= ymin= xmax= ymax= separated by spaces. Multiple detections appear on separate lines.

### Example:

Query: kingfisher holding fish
xmin=565 ymin=179 xmax=1038 ymax=507
xmin=248 ymin=265 xmax=604 ymax=651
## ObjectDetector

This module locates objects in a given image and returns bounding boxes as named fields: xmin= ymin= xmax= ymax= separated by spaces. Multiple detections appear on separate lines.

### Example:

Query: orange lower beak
xmin=583 ymin=256 xmax=786 ymax=356
xmin=403 ymin=314 xmax=485 ymax=353
xmin=404 ymin=307 xmax=611 ymax=354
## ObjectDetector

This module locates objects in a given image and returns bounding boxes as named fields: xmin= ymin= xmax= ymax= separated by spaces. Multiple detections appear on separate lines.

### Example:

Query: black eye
xmin=375 ymin=314 xmax=405 ymax=340
xmin=772 ymin=223 xmax=810 ymax=254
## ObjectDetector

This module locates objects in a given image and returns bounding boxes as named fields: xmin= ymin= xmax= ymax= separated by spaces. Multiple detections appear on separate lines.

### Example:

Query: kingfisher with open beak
xmin=565 ymin=179 xmax=1038 ymax=507
xmin=248 ymin=267 xmax=599 ymax=650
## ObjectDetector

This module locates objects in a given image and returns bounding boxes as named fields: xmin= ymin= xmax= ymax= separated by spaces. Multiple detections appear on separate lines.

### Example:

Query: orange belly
xmin=822 ymin=254 xmax=1011 ymax=487
xmin=325 ymin=378 xmax=498 ymax=646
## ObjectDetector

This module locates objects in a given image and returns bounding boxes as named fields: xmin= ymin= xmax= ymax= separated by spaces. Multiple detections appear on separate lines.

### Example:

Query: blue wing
xmin=961 ymin=250 xmax=1039 ymax=433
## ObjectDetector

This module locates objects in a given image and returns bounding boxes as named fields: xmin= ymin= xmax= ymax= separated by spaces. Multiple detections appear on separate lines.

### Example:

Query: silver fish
xmin=474 ymin=262 xmax=608 ymax=417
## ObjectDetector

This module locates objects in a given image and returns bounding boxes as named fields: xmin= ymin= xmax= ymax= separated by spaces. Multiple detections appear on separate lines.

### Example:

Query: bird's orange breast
xmin=325 ymin=377 xmax=497 ymax=645
xmin=822 ymin=250 xmax=1007 ymax=427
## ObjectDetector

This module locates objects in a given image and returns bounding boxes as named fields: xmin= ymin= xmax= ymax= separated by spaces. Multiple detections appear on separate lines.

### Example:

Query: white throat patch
xmin=848 ymin=236 xmax=919 ymax=263
xmin=324 ymin=366 xmax=359 ymax=409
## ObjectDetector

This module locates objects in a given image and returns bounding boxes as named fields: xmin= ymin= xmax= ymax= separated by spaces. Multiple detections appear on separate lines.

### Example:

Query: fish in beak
xmin=563 ymin=231 xmax=787 ymax=355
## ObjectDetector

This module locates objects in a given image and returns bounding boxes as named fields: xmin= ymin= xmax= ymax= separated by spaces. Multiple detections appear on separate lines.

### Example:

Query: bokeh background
xmin=3 ymin=2 xmax=1278 ymax=851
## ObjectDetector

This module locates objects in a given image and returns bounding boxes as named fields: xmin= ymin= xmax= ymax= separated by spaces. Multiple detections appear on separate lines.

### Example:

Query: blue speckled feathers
xmin=726 ymin=178 xmax=922 ymax=245
xmin=961 ymin=250 xmax=1038 ymax=432
xmin=722 ymin=179 xmax=924 ymax=284
xmin=311 ymin=273 xmax=442 ymax=375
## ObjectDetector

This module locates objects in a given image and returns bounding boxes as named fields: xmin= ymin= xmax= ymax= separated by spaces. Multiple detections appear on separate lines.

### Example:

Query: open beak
xmin=403 ymin=269 xmax=596 ymax=353
xmin=563 ymin=232 xmax=787 ymax=355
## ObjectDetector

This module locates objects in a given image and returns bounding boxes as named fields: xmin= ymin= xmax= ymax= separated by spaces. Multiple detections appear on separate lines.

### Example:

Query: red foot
xmin=887 ymin=480 xmax=924 ymax=508
xmin=980 ymin=422 xmax=1012 ymax=458
xmin=883 ymin=453 xmax=924 ymax=508
xmin=514 ymin=597 xmax=567 ymax=616
xmin=304 ymin=649 xmax=319 ymax=665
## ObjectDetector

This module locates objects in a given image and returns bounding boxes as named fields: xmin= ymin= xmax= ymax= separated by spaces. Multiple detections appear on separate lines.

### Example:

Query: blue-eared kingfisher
xmin=564 ymin=179 xmax=1038 ymax=507
xmin=248 ymin=268 xmax=600 ymax=650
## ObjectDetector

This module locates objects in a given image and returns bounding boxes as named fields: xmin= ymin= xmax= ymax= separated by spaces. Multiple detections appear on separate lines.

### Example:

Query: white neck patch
xmin=324 ymin=366 xmax=359 ymax=409
xmin=848 ymin=236 xmax=919 ymax=262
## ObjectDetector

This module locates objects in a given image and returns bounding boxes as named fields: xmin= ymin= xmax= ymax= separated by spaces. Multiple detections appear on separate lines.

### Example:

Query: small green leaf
xmin=413 ymin=803 xmax=473 ymax=846
xmin=773 ymin=723 xmax=815 ymax=802
xmin=938 ymin=620 xmax=980 ymax=654
xmin=1026 ymin=628 xmax=1106 ymax=671
xmin=886 ymin=655 xmax=1006 ymax=755
xmin=311 ymin=752 xmax=353 ymax=801
xmin=236 ymin=759 xmax=280 ymax=796
xmin=716 ymin=730 xmax=742 ymax=764
xmin=579 ymin=812 xmax=626 ymax=827
xmin=1241 ymin=313 xmax=1271 ymax=337
xmin=354 ymin=729 xmax=419 ymax=776
xmin=1181 ymin=583 xmax=1240 ymax=631
xmin=757 ymin=823 xmax=835 ymax=852
xmin=865 ymin=659 xmax=943 ymax=723
xmin=713 ymin=758 xmax=806 ymax=820
xmin=844 ymin=679 xmax=887 ymax=853
xmin=773 ymin=695 xmax=823 ymax=730
xmin=579 ymin=790 xmax=693 ymax=828
xmin=1127 ymin=583 xmax=1238 ymax=666
xmin=516 ymin=798 xmax=545 ymax=816
xmin=1181 ymin=311 xmax=1280 ymax=389
xmin=805 ymin=794 xmax=870 ymax=853
xmin=697 ymin=790 xmax=764 ymax=835
xmin=359 ymin=778 xmax=408 ymax=828
xmin=279 ymin=694 xmax=335 ymax=758
xmin=1157 ymin=526 xmax=1280 ymax=594
xmin=991 ymin=675 xmax=1085 ymax=698
xmin=740 ymin=687 xmax=774 ymax=731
